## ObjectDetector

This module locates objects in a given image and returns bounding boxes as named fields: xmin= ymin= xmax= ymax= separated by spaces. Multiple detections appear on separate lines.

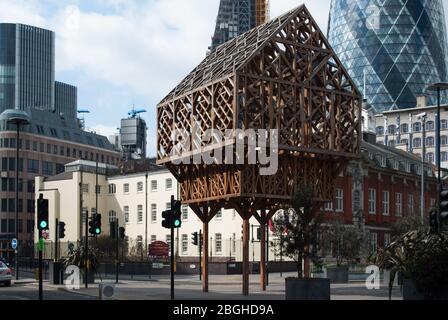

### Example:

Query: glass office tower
xmin=328 ymin=0 xmax=448 ymax=112
xmin=0 ymin=23 xmax=55 ymax=113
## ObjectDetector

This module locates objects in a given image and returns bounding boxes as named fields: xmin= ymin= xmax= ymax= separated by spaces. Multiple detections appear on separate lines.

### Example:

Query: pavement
xmin=0 ymin=272 xmax=403 ymax=300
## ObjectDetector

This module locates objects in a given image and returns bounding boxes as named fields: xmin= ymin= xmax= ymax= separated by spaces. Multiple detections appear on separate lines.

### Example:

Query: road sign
xmin=11 ymin=238 xmax=17 ymax=250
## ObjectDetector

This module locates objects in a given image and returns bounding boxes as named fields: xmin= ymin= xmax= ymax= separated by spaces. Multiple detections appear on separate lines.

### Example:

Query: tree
xmin=325 ymin=216 xmax=363 ymax=267
xmin=271 ymin=185 xmax=323 ymax=278
xmin=391 ymin=214 xmax=428 ymax=240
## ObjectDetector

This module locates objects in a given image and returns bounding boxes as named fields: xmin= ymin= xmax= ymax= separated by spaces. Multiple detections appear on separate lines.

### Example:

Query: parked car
xmin=0 ymin=258 xmax=10 ymax=267
xmin=0 ymin=261 xmax=12 ymax=287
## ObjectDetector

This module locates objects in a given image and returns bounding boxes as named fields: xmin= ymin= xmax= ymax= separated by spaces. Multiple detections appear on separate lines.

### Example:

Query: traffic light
xmin=162 ymin=209 xmax=172 ymax=229
xmin=110 ymin=221 xmax=116 ymax=239
xmin=192 ymin=232 xmax=199 ymax=246
xmin=58 ymin=221 xmax=66 ymax=239
xmin=172 ymin=200 xmax=182 ymax=229
xmin=118 ymin=227 xmax=125 ymax=239
xmin=37 ymin=195 xmax=49 ymax=231
xmin=430 ymin=209 xmax=439 ymax=234
xmin=89 ymin=214 xmax=102 ymax=235
xmin=440 ymin=187 xmax=448 ymax=230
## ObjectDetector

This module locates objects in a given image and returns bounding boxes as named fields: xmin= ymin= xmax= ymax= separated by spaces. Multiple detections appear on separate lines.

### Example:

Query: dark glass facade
xmin=328 ymin=0 xmax=448 ymax=112
xmin=210 ymin=0 xmax=257 ymax=50
xmin=55 ymin=81 xmax=77 ymax=122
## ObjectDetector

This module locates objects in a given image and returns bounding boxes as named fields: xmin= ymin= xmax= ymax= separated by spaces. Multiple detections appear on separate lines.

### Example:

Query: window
xmin=151 ymin=204 xmax=157 ymax=222
xmin=408 ymin=194 xmax=414 ymax=215
xmin=166 ymin=178 xmax=173 ymax=190
xmin=215 ymin=233 xmax=222 ymax=254
xmin=380 ymin=156 xmax=386 ymax=168
xmin=426 ymin=152 xmax=435 ymax=164
xmin=368 ymin=189 xmax=376 ymax=214
xmin=28 ymin=159 xmax=39 ymax=173
xmin=413 ymin=122 xmax=421 ymax=132
xmin=136 ymin=236 xmax=143 ymax=252
xmin=137 ymin=205 xmax=143 ymax=223
xmin=151 ymin=180 xmax=158 ymax=191
xmin=137 ymin=182 xmax=143 ymax=193
xmin=42 ymin=161 xmax=53 ymax=176
xmin=109 ymin=210 xmax=117 ymax=223
xmin=382 ymin=191 xmax=389 ymax=216
xmin=393 ymin=160 xmax=399 ymax=170
xmin=108 ymin=184 xmax=116 ymax=194
xmin=151 ymin=235 xmax=157 ymax=243
xmin=400 ymin=123 xmax=409 ymax=133
xmin=335 ymin=188 xmax=344 ymax=212
xmin=426 ymin=136 xmax=435 ymax=147
xmin=370 ymin=232 xmax=378 ymax=254
xmin=123 ymin=183 xmax=129 ymax=194
xmin=49 ymin=128 xmax=58 ymax=137
xmin=36 ymin=125 xmax=45 ymax=134
xmin=387 ymin=125 xmax=396 ymax=135
xmin=182 ymin=205 xmax=188 ymax=221
xmin=181 ymin=234 xmax=188 ymax=254
xmin=46 ymin=144 xmax=51 ymax=154
xmin=81 ymin=184 xmax=89 ymax=193
xmin=395 ymin=193 xmax=402 ymax=217
xmin=426 ymin=121 xmax=435 ymax=131
xmin=384 ymin=233 xmax=391 ymax=247
xmin=324 ymin=202 xmax=333 ymax=211
xmin=124 ymin=206 xmax=129 ymax=223
xmin=413 ymin=138 xmax=421 ymax=148
xmin=442 ymin=119 xmax=448 ymax=130
xmin=441 ymin=136 xmax=448 ymax=146
xmin=442 ymin=152 xmax=448 ymax=162
xmin=216 ymin=209 xmax=223 ymax=219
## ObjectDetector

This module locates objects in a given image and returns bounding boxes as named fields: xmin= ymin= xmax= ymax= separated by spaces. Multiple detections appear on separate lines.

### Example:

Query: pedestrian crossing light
xmin=440 ymin=187 xmax=448 ymax=231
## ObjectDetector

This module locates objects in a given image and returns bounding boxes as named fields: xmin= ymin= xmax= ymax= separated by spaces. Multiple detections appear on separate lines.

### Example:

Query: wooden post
xmin=242 ymin=217 xmax=250 ymax=296
xmin=304 ymin=245 xmax=311 ymax=278
xmin=202 ymin=220 xmax=209 ymax=292
xmin=260 ymin=211 xmax=266 ymax=291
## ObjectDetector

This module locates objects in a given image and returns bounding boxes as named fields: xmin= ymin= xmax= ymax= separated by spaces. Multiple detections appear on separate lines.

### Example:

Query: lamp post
xmin=416 ymin=112 xmax=427 ymax=225
xmin=426 ymin=83 xmax=448 ymax=233
xmin=0 ymin=109 xmax=31 ymax=280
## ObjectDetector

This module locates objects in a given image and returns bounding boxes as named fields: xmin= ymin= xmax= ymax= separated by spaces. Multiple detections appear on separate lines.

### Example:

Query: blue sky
xmin=0 ymin=0 xmax=447 ymax=155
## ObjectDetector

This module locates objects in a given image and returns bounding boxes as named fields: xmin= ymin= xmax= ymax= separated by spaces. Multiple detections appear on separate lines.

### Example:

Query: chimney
xmin=416 ymin=95 xmax=427 ymax=108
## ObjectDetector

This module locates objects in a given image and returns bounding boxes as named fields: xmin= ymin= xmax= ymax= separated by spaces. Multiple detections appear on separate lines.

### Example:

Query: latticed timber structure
xmin=157 ymin=5 xmax=362 ymax=211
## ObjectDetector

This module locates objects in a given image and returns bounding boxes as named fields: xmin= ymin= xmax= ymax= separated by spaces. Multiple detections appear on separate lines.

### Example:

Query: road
xmin=0 ymin=273 xmax=402 ymax=300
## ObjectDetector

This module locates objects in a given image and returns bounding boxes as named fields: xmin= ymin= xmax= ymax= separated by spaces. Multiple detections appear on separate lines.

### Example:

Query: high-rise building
xmin=0 ymin=23 xmax=121 ymax=260
xmin=328 ymin=0 xmax=448 ymax=112
xmin=210 ymin=0 xmax=269 ymax=50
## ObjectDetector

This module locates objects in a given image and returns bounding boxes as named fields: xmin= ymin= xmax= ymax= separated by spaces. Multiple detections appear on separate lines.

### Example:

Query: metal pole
xmin=85 ymin=209 xmax=89 ymax=288
xmin=116 ymin=219 xmax=119 ymax=284
xmin=170 ymin=195 xmax=175 ymax=300
xmin=266 ymin=223 xmax=269 ymax=286
xmin=199 ymin=230 xmax=202 ymax=281
xmin=145 ymin=173 xmax=148 ymax=259
xmin=38 ymin=230 xmax=43 ymax=300
xmin=421 ymin=115 xmax=426 ymax=225
xmin=15 ymin=125 xmax=19 ymax=280
xmin=55 ymin=218 xmax=59 ymax=261
xmin=280 ymin=234 xmax=283 ymax=277
xmin=437 ymin=88 xmax=442 ymax=233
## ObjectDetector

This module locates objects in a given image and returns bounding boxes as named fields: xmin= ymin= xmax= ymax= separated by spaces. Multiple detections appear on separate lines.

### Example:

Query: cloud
xmin=89 ymin=124 xmax=118 ymax=139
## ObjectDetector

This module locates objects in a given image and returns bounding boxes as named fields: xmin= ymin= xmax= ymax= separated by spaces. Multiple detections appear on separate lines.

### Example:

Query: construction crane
xmin=77 ymin=109 xmax=90 ymax=130
xmin=128 ymin=107 xmax=147 ymax=118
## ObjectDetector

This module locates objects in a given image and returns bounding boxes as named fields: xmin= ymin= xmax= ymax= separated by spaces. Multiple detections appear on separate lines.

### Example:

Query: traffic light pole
xmin=85 ymin=210 xmax=89 ymax=289
xmin=436 ymin=88 xmax=442 ymax=233
xmin=170 ymin=196 xmax=175 ymax=300
xmin=199 ymin=230 xmax=202 ymax=281
xmin=38 ymin=228 xmax=43 ymax=301
xmin=116 ymin=219 xmax=119 ymax=284
xmin=55 ymin=218 xmax=59 ymax=262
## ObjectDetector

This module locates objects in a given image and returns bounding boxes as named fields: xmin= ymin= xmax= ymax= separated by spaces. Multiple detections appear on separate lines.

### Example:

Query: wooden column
xmin=242 ymin=217 xmax=250 ymax=296
xmin=260 ymin=211 xmax=266 ymax=291
xmin=202 ymin=220 xmax=209 ymax=292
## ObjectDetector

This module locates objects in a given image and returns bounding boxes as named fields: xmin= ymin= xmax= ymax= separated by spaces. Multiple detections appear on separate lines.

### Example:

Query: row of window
xmin=0 ymin=137 xmax=118 ymax=165
xmin=379 ymin=136 xmax=448 ymax=148
xmin=143 ymin=233 xmax=224 ymax=255
xmin=376 ymin=119 xmax=448 ymax=135
xmin=109 ymin=179 xmax=174 ymax=195
xmin=1 ymin=157 xmax=64 ymax=176
xmin=0 ymin=219 xmax=34 ymax=234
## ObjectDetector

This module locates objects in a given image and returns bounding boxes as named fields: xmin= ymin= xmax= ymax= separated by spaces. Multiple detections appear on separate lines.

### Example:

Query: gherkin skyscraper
xmin=328 ymin=0 xmax=448 ymax=112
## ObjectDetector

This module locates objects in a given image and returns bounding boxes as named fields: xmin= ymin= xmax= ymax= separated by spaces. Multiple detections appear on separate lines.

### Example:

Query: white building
xmin=375 ymin=96 xmax=448 ymax=170
xmin=35 ymin=160 xmax=275 ymax=262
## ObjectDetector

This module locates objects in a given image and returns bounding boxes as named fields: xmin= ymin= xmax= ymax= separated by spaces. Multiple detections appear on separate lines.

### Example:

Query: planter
xmin=326 ymin=266 xmax=349 ymax=284
xmin=401 ymin=279 xmax=425 ymax=300
xmin=49 ymin=262 xmax=63 ymax=285
xmin=285 ymin=277 xmax=330 ymax=300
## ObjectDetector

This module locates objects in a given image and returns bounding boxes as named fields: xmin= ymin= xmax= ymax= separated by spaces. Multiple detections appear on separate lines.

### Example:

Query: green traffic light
xmin=40 ymin=221 xmax=48 ymax=229
xmin=95 ymin=228 xmax=101 ymax=235
xmin=174 ymin=219 xmax=181 ymax=227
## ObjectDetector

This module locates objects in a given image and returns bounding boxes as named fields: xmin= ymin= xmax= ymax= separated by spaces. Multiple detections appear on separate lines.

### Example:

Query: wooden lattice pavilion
xmin=157 ymin=5 xmax=362 ymax=295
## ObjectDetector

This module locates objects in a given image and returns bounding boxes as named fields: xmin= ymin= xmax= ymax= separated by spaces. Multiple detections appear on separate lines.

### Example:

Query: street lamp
xmin=415 ymin=112 xmax=427 ymax=225
xmin=426 ymin=83 xmax=448 ymax=233
xmin=0 ymin=109 xmax=31 ymax=280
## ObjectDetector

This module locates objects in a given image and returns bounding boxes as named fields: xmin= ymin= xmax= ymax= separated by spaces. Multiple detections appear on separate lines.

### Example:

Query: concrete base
xmin=285 ymin=277 xmax=330 ymax=300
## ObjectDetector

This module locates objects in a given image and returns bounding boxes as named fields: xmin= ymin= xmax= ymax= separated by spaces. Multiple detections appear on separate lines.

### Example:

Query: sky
xmin=0 ymin=0 xmax=447 ymax=156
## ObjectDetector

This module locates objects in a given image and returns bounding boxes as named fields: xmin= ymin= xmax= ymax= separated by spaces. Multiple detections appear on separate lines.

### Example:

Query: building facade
xmin=210 ymin=0 xmax=269 ymax=50
xmin=374 ymin=97 xmax=448 ymax=170
xmin=55 ymin=81 xmax=77 ymax=123
xmin=328 ymin=0 xmax=448 ymax=112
